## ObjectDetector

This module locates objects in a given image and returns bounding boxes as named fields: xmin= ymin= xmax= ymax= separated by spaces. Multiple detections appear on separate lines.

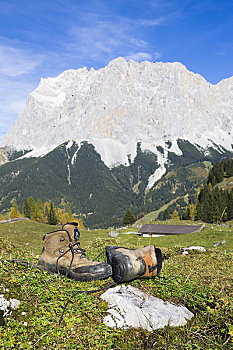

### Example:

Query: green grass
xmin=0 ymin=220 xmax=232 ymax=349
xmin=217 ymin=176 xmax=233 ymax=192
xmin=134 ymin=196 xmax=189 ymax=225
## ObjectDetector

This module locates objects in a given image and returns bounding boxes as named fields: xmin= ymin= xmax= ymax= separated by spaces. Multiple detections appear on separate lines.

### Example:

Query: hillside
xmin=196 ymin=158 xmax=233 ymax=223
xmin=0 ymin=140 xmax=232 ymax=228
xmin=217 ymin=176 xmax=233 ymax=192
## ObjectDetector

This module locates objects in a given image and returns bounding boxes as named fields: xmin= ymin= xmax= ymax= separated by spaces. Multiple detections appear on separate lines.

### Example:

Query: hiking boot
xmin=105 ymin=245 xmax=162 ymax=283
xmin=38 ymin=224 xmax=112 ymax=281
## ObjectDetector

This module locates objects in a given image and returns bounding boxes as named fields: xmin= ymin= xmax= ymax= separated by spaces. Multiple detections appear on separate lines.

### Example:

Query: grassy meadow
xmin=0 ymin=219 xmax=232 ymax=349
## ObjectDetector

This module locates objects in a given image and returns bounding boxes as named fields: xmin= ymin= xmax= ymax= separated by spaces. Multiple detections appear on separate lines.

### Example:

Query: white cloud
xmin=154 ymin=52 xmax=161 ymax=59
xmin=126 ymin=52 xmax=153 ymax=61
xmin=0 ymin=39 xmax=43 ymax=142
xmin=216 ymin=51 xmax=226 ymax=56
xmin=136 ymin=18 xmax=164 ymax=26
xmin=66 ymin=15 xmax=150 ymax=65
xmin=0 ymin=75 xmax=37 ymax=139
xmin=0 ymin=44 xmax=43 ymax=77
xmin=126 ymin=51 xmax=161 ymax=62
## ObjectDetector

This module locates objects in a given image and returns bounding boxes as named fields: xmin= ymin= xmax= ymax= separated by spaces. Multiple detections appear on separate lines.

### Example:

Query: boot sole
xmin=38 ymin=259 xmax=112 ymax=281
xmin=106 ymin=246 xmax=163 ymax=282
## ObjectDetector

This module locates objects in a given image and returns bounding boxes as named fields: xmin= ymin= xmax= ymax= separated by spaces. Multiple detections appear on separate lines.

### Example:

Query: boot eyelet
xmin=59 ymin=249 xmax=64 ymax=254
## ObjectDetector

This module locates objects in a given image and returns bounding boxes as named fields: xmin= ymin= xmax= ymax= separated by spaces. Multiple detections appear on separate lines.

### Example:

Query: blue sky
xmin=0 ymin=0 xmax=233 ymax=141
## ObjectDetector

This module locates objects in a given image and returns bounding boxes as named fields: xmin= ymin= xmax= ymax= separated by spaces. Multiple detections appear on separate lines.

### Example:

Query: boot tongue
xmin=73 ymin=227 xmax=80 ymax=240
xmin=63 ymin=223 xmax=80 ymax=242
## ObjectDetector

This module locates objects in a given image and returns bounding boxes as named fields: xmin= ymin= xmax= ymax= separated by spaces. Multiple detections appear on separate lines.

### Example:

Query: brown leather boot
xmin=105 ymin=245 xmax=162 ymax=283
xmin=38 ymin=223 xmax=112 ymax=281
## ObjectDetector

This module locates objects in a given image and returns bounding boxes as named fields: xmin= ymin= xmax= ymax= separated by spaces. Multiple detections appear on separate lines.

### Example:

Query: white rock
xmin=10 ymin=298 xmax=20 ymax=309
xmin=183 ymin=246 xmax=206 ymax=252
xmin=122 ymin=231 xmax=139 ymax=235
xmin=0 ymin=294 xmax=10 ymax=319
xmin=182 ymin=250 xmax=189 ymax=255
xmin=101 ymin=285 xmax=194 ymax=331
xmin=0 ymin=295 xmax=20 ymax=322
xmin=213 ymin=240 xmax=226 ymax=247
xmin=108 ymin=231 xmax=119 ymax=238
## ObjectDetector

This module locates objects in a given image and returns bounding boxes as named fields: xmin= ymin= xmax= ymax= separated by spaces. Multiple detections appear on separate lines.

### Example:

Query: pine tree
xmin=67 ymin=208 xmax=74 ymax=222
xmin=23 ymin=196 xmax=37 ymax=219
xmin=171 ymin=209 xmax=179 ymax=220
xmin=163 ymin=209 xmax=169 ymax=221
xmin=122 ymin=208 xmax=136 ymax=225
xmin=9 ymin=200 xmax=21 ymax=219
xmin=182 ymin=204 xmax=191 ymax=220
xmin=47 ymin=202 xmax=58 ymax=225
xmin=44 ymin=201 xmax=51 ymax=218
xmin=35 ymin=199 xmax=46 ymax=222
xmin=196 ymin=184 xmax=212 ymax=222
xmin=196 ymin=159 xmax=233 ymax=223
xmin=227 ymin=191 xmax=233 ymax=220
xmin=212 ymin=202 xmax=221 ymax=224
xmin=28 ymin=196 xmax=37 ymax=220
xmin=23 ymin=198 xmax=31 ymax=218
xmin=190 ymin=203 xmax=197 ymax=221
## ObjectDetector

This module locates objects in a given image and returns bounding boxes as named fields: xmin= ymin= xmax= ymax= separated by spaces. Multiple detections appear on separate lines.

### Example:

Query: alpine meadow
xmin=1 ymin=1 xmax=233 ymax=347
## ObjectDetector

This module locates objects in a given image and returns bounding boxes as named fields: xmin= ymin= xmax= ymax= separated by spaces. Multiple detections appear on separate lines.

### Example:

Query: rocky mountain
xmin=0 ymin=58 xmax=233 ymax=227
xmin=2 ymin=58 xmax=233 ymax=166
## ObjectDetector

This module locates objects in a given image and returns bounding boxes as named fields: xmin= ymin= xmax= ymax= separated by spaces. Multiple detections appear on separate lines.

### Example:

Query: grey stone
xmin=213 ymin=240 xmax=226 ymax=247
xmin=182 ymin=246 xmax=206 ymax=255
xmin=0 ymin=294 xmax=20 ymax=324
xmin=108 ymin=231 xmax=119 ymax=238
xmin=101 ymin=285 xmax=194 ymax=331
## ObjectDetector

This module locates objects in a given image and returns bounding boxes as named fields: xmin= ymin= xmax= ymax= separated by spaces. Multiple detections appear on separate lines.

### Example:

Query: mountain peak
xmin=1 ymin=58 xmax=233 ymax=167
xmin=108 ymin=56 xmax=127 ymax=66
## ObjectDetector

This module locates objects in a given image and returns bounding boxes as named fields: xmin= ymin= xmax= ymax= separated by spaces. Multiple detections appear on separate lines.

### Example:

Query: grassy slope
xmin=135 ymin=195 xmax=189 ymax=226
xmin=217 ymin=176 xmax=233 ymax=192
xmin=0 ymin=220 xmax=232 ymax=349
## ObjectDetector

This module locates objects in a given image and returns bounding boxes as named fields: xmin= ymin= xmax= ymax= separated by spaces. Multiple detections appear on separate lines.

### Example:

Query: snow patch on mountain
xmin=92 ymin=138 xmax=137 ymax=167
xmin=147 ymin=151 xmax=167 ymax=189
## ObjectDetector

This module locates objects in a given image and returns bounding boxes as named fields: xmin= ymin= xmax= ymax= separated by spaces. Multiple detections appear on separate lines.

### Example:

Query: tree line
xmin=155 ymin=158 xmax=233 ymax=224
xmin=195 ymin=158 xmax=233 ymax=223
xmin=0 ymin=196 xmax=84 ymax=228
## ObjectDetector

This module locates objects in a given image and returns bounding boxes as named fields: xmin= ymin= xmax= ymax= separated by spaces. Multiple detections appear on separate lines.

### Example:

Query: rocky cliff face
xmin=0 ymin=148 xmax=8 ymax=165
xmin=2 ymin=57 xmax=233 ymax=168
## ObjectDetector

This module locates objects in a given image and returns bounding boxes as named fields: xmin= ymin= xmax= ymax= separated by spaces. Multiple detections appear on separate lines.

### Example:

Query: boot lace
xmin=56 ymin=240 xmax=89 ymax=277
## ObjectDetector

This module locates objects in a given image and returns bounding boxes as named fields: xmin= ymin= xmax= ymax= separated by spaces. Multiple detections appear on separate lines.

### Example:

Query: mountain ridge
xmin=1 ymin=57 xmax=233 ymax=175
xmin=0 ymin=139 xmax=232 ymax=228
xmin=0 ymin=58 xmax=233 ymax=227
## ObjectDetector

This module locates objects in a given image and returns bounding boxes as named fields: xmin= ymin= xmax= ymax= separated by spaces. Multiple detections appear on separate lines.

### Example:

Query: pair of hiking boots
xmin=38 ymin=222 xmax=162 ymax=283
